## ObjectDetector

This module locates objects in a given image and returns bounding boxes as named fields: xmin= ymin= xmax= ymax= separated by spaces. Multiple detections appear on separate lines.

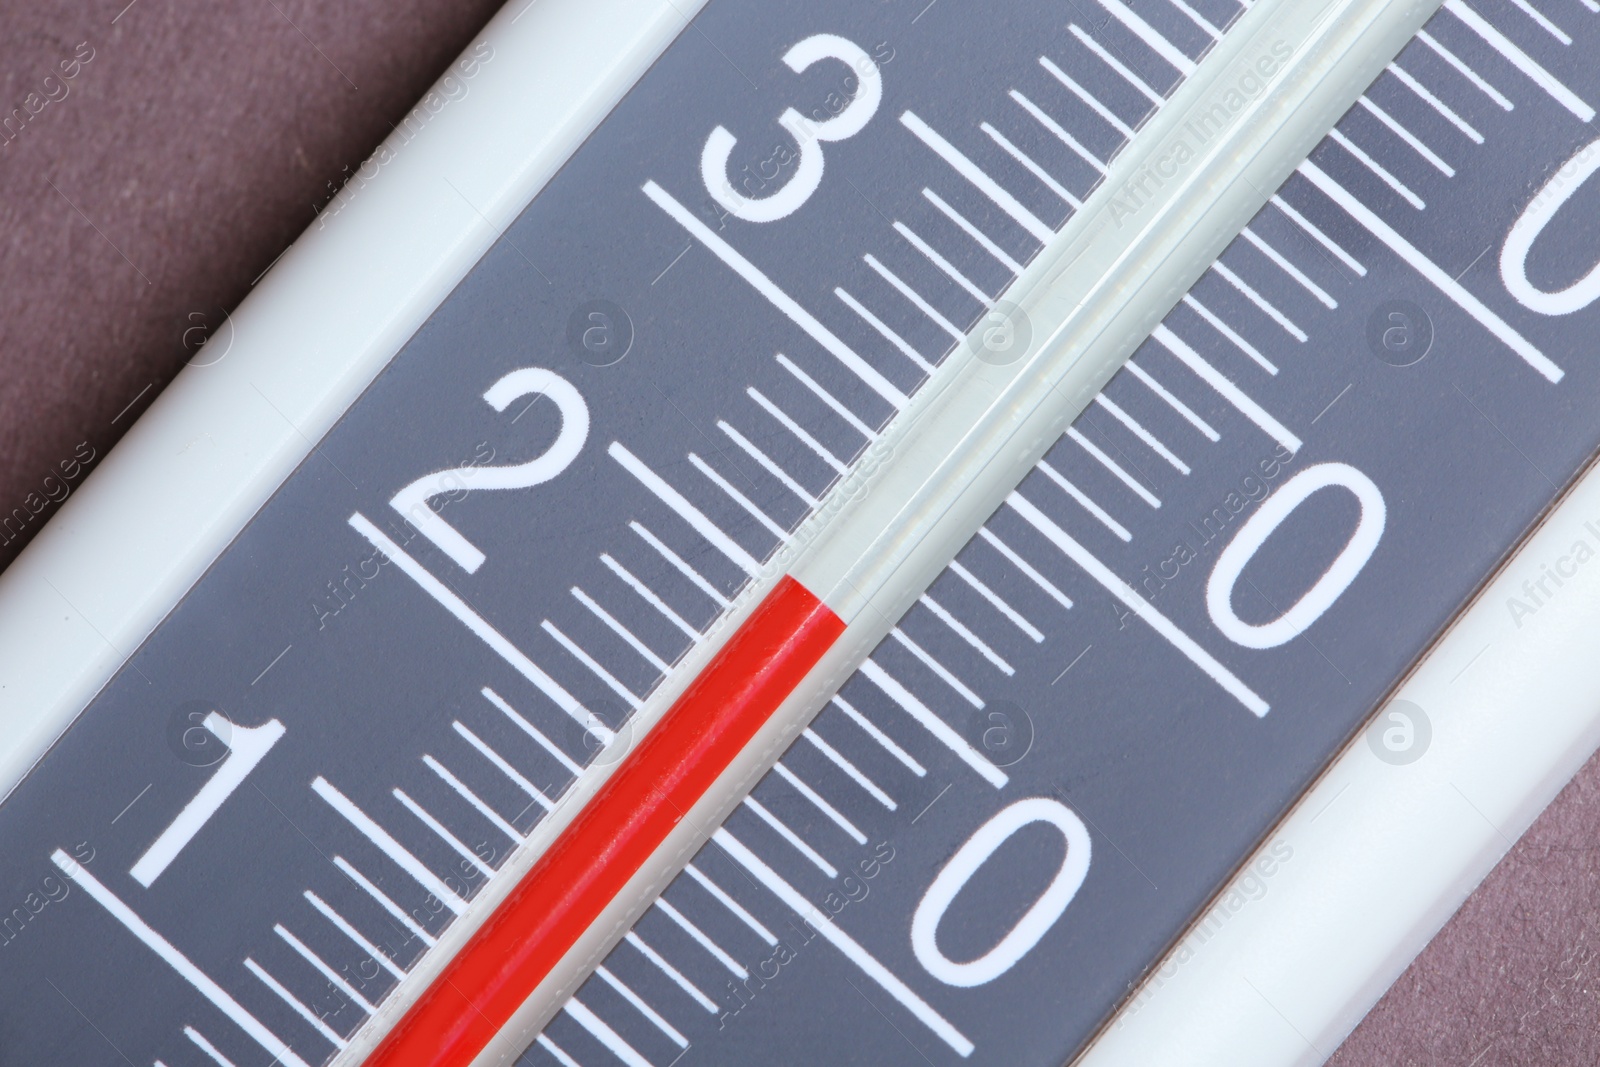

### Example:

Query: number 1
xmin=130 ymin=715 xmax=285 ymax=887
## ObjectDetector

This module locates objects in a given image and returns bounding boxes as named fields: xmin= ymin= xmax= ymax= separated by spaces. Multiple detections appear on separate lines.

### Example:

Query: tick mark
xmin=251 ymin=644 xmax=293 ymax=686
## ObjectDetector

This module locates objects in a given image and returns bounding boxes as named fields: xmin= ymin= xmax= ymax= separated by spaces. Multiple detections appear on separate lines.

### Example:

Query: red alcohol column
xmin=368 ymin=575 xmax=844 ymax=1067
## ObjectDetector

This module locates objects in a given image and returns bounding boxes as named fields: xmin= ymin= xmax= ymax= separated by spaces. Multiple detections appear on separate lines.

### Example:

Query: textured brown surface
xmin=0 ymin=2 xmax=1595 ymax=1064
xmin=0 ymin=0 xmax=500 ymax=565
xmin=1328 ymin=748 xmax=1600 ymax=1067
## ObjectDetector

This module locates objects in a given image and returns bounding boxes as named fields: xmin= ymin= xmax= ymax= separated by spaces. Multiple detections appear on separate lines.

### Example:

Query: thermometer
xmin=0 ymin=0 xmax=1595 ymax=1064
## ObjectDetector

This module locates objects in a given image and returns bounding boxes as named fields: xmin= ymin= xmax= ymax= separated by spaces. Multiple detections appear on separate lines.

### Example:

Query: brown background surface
xmin=0 ymin=1 xmax=1595 ymax=1063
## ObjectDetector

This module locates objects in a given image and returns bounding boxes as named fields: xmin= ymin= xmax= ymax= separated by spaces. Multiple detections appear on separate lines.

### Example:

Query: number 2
xmin=391 ymin=368 xmax=589 ymax=572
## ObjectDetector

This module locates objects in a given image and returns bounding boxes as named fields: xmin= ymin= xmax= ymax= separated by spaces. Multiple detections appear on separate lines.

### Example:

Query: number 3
xmin=391 ymin=368 xmax=589 ymax=573
xmin=701 ymin=33 xmax=882 ymax=224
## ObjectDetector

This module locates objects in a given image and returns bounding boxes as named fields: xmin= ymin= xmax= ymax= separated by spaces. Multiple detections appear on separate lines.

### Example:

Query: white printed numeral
xmin=701 ymin=33 xmax=882 ymax=223
xmin=1502 ymin=137 xmax=1600 ymax=316
xmin=131 ymin=715 xmax=285 ymax=887
xmin=1207 ymin=462 xmax=1386 ymax=650
xmin=391 ymin=368 xmax=589 ymax=573
xmin=912 ymin=797 xmax=1091 ymax=987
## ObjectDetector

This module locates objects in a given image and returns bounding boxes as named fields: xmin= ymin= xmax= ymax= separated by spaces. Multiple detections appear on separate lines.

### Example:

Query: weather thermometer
xmin=0 ymin=0 xmax=1597 ymax=1064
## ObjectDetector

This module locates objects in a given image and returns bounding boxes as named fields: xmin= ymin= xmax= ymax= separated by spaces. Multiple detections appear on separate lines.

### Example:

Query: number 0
xmin=911 ymin=797 xmax=1091 ymax=987
xmin=1501 ymin=137 xmax=1600 ymax=316
xmin=1206 ymin=462 xmax=1385 ymax=650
